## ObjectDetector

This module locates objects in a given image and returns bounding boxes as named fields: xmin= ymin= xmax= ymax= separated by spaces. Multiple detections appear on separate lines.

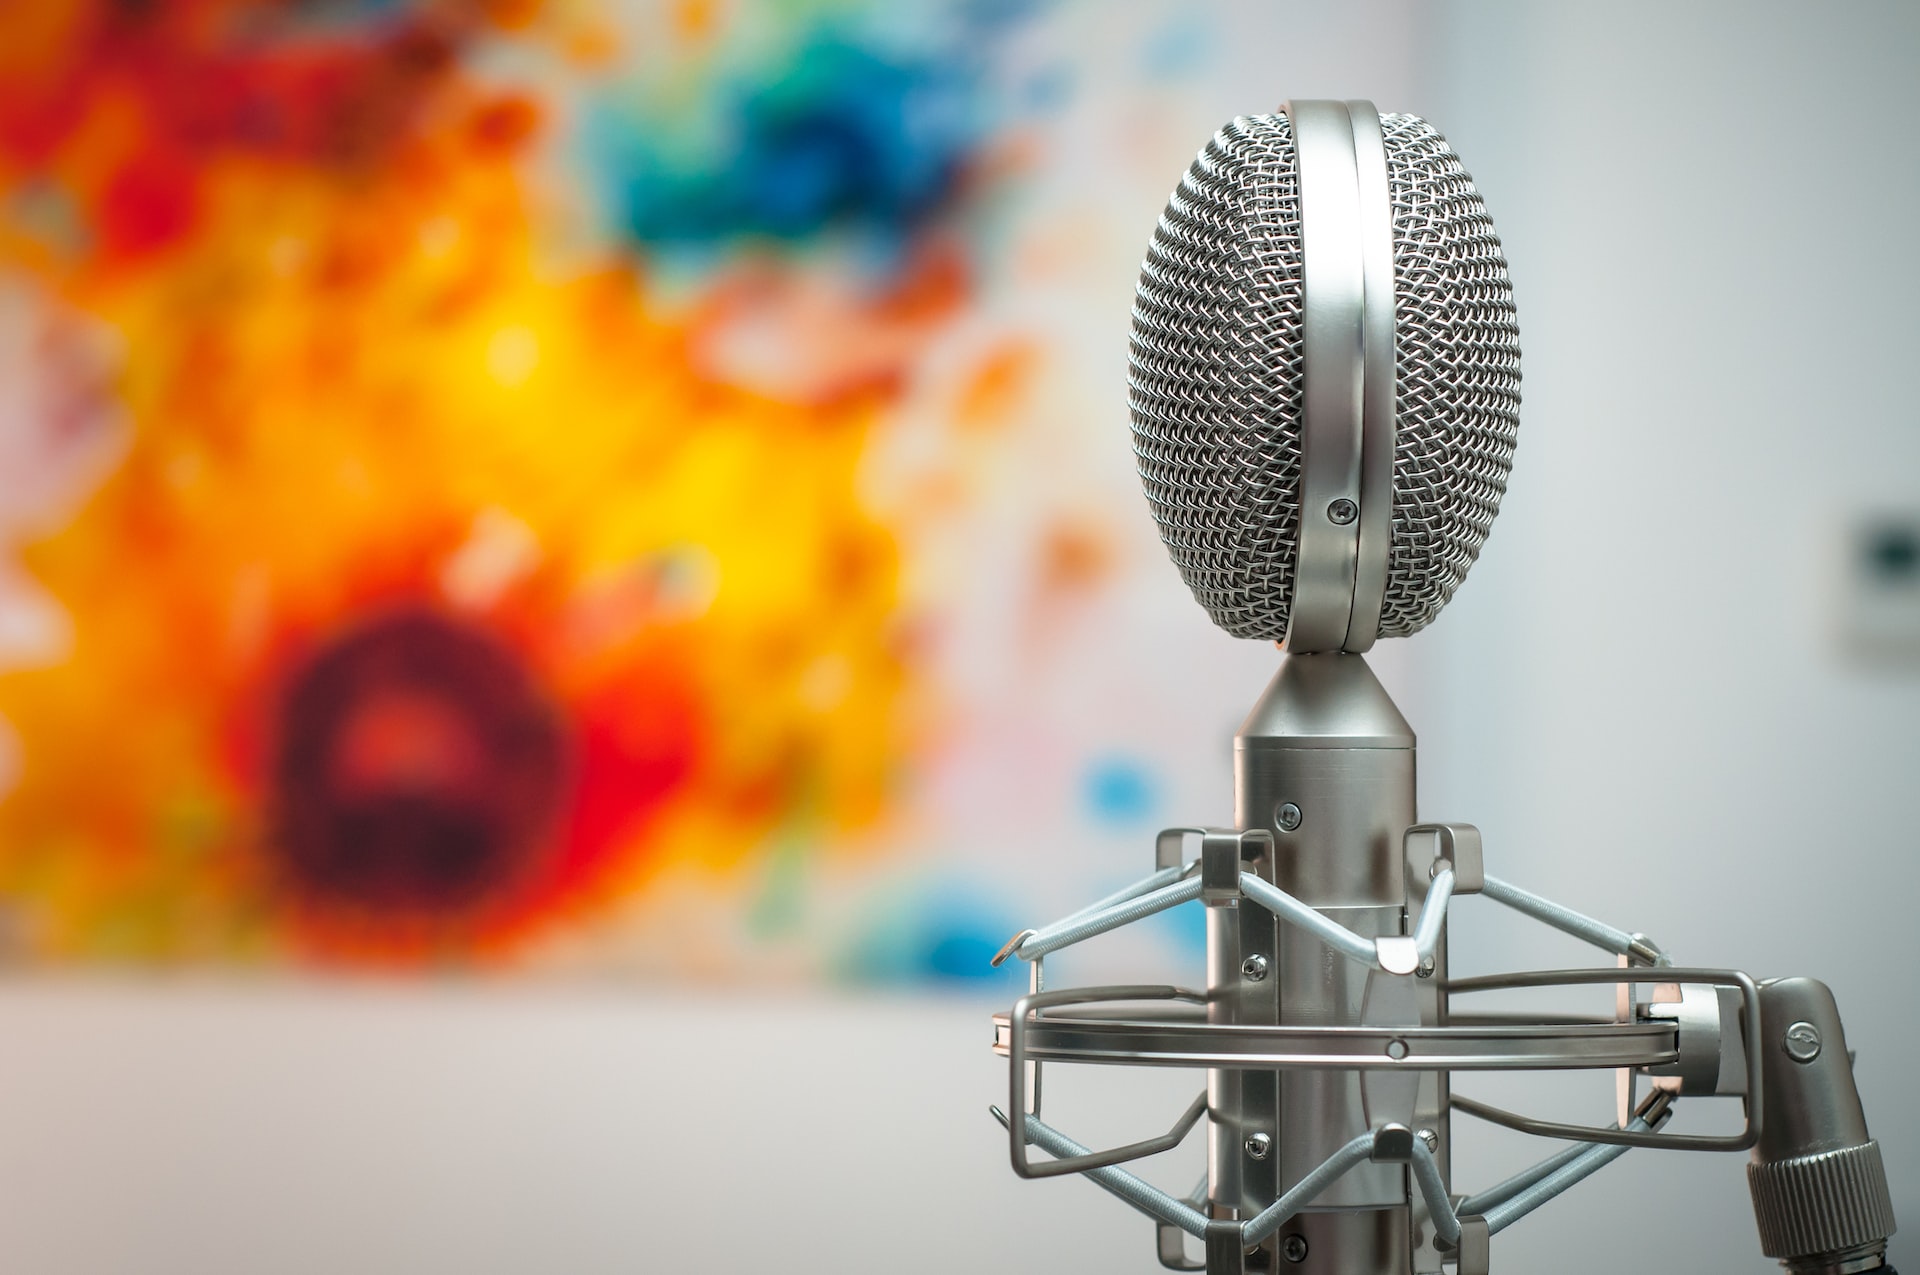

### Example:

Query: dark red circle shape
xmin=270 ymin=610 xmax=566 ymax=917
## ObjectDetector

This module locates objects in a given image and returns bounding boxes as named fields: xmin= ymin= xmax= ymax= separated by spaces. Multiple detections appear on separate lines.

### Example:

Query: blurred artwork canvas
xmin=0 ymin=0 xmax=1257 ymax=980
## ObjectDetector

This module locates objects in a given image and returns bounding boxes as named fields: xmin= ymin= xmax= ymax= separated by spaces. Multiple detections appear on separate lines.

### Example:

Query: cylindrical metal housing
xmin=1211 ymin=652 xmax=1422 ymax=1274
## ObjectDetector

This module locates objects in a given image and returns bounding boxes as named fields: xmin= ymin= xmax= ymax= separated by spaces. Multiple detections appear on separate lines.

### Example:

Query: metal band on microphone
xmin=1280 ymin=99 xmax=1396 ymax=653
xmin=1343 ymin=102 xmax=1397 ymax=652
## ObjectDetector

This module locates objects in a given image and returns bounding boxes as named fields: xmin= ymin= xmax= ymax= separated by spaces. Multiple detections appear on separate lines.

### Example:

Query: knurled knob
xmin=1747 ymin=1140 xmax=1897 ymax=1260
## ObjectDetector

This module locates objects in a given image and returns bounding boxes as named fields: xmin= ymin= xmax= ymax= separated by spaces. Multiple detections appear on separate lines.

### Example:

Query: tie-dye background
xmin=0 ymin=0 xmax=1258 ymax=979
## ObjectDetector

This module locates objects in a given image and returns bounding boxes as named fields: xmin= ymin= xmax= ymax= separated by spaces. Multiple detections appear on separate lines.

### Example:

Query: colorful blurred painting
xmin=0 ymin=0 xmax=1253 ymax=980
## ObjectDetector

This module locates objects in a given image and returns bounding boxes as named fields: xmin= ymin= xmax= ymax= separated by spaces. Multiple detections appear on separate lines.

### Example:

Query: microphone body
xmin=1138 ymin=98 xmax=1483 ymax=1273
xmin=1219 ymin=654 xmax=1426 ymax=1273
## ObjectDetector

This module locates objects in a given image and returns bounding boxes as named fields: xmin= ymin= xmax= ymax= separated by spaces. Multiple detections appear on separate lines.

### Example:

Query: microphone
xmin=988 ymin=100 xmax=1896 ymax=1275
xmin=1133 ymin=99 xmax=1514 ymax=1275
xmin=1129 ymin=103 xmax=1519 ymax=653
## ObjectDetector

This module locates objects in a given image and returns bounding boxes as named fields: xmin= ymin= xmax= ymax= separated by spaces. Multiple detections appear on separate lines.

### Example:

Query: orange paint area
xmin=0 ymin=1 xmax=962 ymax=964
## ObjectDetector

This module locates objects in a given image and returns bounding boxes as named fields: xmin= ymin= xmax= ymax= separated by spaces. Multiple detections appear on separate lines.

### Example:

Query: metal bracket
xmin=996 ymin=990 xmax=1681 ymax=1072
xmin=1201 ymin=828 xmax=1271 ymax=906
xmin=1157 ymin=1220 xmax=1206 ymax=1272
xmin=1643 ymin=980 xmax=1742 ymax=1096
xmin=1452 ymin=1216 xmax=1491 ymax=1275
xmin=1006 ymin=984 xmax=1210 ymax=1179
xmin=1156 ymin=827 xmax=1203 ymax=872
xmin=1446 ymin=967 xmax=1761 ymax=1152
xmin=1405 ymin=823 xmax=1483 ymax=894
xmin=1371 ymin=1123 xmax=1416 ymax=1163
xmin=1201 ymin=832 xmax=1243 ymax=906
xmin=1204 ymin=1221 xmax=1246 ymax=1275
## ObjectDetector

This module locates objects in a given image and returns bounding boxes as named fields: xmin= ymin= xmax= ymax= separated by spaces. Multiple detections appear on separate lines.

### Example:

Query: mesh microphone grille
xmin=1128 ymin=113 xmax=1521 ymax=641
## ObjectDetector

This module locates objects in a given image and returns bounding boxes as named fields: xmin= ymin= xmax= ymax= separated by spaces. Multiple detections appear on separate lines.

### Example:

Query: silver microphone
xmin=1131 ymin=100 xmax=1515 ymax=1275
xmin=1128 ymin=104 xmax=1519 ymax=652
xmin=989 ymin=100 xmax=1893 ymax=1275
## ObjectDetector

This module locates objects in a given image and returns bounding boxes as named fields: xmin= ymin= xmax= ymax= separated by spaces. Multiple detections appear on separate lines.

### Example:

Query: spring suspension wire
xmin=1014 ymin=876 xmax=1204 ymax=961
xmin=1239 ymin=1134 xmax=1379 ymax=1246
xmin=1457 ymin=1137 xmax=1599 ymax=1216
xmin=1477 ymin=1106 xmax=1666 ymax=1234
xmin=997 ymin=857 xmax=1460 ymax=973
xmin=1479 ymin=875 xmax=1668 ymax=966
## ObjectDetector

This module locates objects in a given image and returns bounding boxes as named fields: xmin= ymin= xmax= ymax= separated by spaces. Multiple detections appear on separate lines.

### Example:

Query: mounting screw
xmin=1244 ymin=1132 xmax=1272 ymax=1161
xmin=1418 ymin=1128 xmax=1440 ymax=1153
xmin=1385 ymin=1037 xmax=1409 ymax=1061
xmin=1784 ymin=1020 xmax=1822 ymax=1063
xmin=1280 ymin=1234 xmax=1309 ymax=1263
xmin=1327 ymin=498 xmax=1357 ymax=525
xmin=1275 ymin=803 xmax=1303 ymax=832
xmin=1416 ymin=955 xmax=1436 ymax=979
xmin=1241 ymin=953 xmax=1270 ymax=982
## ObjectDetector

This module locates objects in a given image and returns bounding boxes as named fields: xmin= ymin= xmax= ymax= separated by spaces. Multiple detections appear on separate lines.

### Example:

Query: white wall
xmin=1415 ymin=2 xmax=1920 ymax=1270
xmin=0 ymin=981 xmax=1147 ymax=1275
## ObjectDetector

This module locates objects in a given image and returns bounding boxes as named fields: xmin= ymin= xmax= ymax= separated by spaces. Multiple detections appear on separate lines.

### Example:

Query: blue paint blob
xmin=1083 ymin=756 xmax=1158 ymax=827
xmin=838 ymin=881 xmax=1021 ymax=987
xmin=923 ymin=924 xmax=1007 ymax=981
xmin=590 ymin=35 xmax=988 ymax=253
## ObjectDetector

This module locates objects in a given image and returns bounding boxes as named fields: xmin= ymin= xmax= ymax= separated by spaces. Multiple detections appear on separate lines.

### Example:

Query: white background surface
xmin=1 ymin=2 xmax=1915 ymax=1271
xmin=1414 ymin=4 xmax=1920 ymax=1269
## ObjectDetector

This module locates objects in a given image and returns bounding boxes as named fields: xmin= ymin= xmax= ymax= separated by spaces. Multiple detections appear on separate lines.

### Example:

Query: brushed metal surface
xmin=1239 ymin=652 xmax=1413 ymax=1253
xmin=991 ymin=1009 xmax=1679 ymax=1071
xmin=1283 ymin=99 xmax=1369 ymax=654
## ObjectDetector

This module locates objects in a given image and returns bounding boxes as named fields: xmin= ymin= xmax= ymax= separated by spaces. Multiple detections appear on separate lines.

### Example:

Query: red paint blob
xmin=547 ymin=668 xmax=703 ymax=897
xmin=270 ymin=609 xmax=566 ymax=917
xmin=99 ymin=149 xmax=199 ymax=259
